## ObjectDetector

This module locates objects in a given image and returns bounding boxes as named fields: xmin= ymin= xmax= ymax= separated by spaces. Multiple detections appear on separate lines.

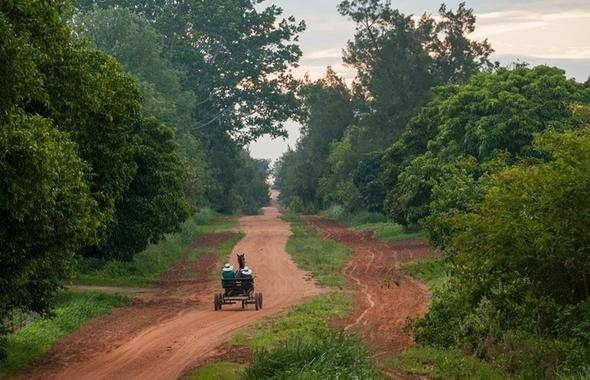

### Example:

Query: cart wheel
xmin=259 ymin=293 xmax=263 ymax=309
xmin=213 ymin=294 xmax=219 ymax=311
xmin=242 ymin=300 xmax=245 ymax=309
xmin=255 ymin=293 xmax=261 ymax=310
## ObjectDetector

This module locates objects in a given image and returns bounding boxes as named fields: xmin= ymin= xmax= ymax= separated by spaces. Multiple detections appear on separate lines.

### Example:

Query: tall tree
xmin=276 ymin=69 xmax=353 ymax=210
xmin=99 ymin=118 xmax=189 ymax=260
xmin=77 ymin=7 xmax=206 ymax=210
xmin=338 ymin=0 xmax=494 ymax=142
xmin=384 ymin=65 xmax=590 ymax=237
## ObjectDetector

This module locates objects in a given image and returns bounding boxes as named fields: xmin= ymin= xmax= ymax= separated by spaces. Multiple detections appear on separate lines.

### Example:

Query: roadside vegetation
xmin=282 ymin=213 xmax=352 ymax=288
xmin=0 ymin=292 xmax=128 ymax=376
xmin=73 ymin=209 xmax=235 ymax=287
xmin=274 ymin=1 xmax=590 ymax=377
xmin=1 ymin=208 xmax=241 ymax=376
xmin=402 ymin=259 xmax=447 ymax=290
xmin=320 ymin=206 xmax=424 ymax=242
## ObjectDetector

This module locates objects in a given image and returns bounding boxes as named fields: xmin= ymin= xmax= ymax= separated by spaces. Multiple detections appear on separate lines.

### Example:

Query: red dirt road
xmin=306 ymin=217 xmax=440 ymax=357
xmin=27 ymin=191 xmax=322 ymax=380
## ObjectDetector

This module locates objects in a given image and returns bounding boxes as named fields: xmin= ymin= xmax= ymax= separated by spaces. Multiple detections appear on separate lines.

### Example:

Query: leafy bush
xmin=412 ymin=128 xmax=590 ymax=377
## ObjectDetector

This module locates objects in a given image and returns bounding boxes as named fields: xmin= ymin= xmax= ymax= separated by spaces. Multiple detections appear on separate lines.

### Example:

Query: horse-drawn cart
xmin=213 ymin=254 xmax=263 ymax=311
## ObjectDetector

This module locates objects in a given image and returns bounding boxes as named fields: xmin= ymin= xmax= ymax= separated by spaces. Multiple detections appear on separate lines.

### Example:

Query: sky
xmin=249 ymin=0 xmax=590 ymax=162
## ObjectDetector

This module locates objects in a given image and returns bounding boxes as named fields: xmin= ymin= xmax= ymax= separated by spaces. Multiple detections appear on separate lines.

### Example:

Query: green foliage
xmin=231 ymin=293 xmax=380 ymax=379
xmin=77 ymin=7 xmax=206 ymax=211
xmin=387 ymin=346 xmax=507 ymax=380
xmin=99 ymin=118 xmax=189 ymax=260
xmin=74 ymin=209 xmax=232 ymax=287
xmin=278 ymin=2 xmax=493 ymax=217
xmin=0 ymin=291 xmax=128 ymax=375
xmin=413 ymin=128 xmax=590 ymax=377
xmin=76 ymin=0 xmax=305 ymax=142
xmin=0 ymin=112 xmax=99 ymax=338
xmin=384 ymin=65 xmax=590 ymax=237
xmin=232 ymin=292 xmax=352 ymax=350
xmin=402 ymin=259 xmax=447 ymax=289
xmin=275 ymin=68 xmax=353 ymax=210
xmin=189 ymin=362 xmax=245 ymax=380
xmin=283 ymin=214 xmax=352 ymax=288
xmin=243 ymin=333 xmax=383 ymax=379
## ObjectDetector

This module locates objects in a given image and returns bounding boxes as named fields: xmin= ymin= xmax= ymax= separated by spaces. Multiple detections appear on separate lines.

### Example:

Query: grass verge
xmin=281 ymin=213 xmax=352 ymax=288
xmin=73 ymin=209 xmax=236 ymax=287
xmin=354 ymin=222 xmax=425 ymax=241
xmin=0 ymin=291 xmax=128 ymax=375
xmin=320 ymin=206 xmax=424 ymax=242
xmin=402 ymin=258 xmax=447 ymax=290
xmin=188 ymin=361 xmax=246 ymax=380
xmin=386 ymin=346 xmax=508 ymax=380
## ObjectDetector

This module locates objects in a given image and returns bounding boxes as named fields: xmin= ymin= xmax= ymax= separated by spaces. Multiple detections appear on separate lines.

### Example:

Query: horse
xmin=237 ymin=253 xmax=246 ymax=271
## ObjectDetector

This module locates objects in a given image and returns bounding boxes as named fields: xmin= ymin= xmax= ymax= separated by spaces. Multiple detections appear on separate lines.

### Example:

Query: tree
xmin=338 ymin=0 xmax=494 ymax=142
xmin=98 ymin=118 xmax=189 ymax=260
xmin=44 ymin=47 xmax=142 ymax=228
xmin=0 ymin=113 xmax=98 ymax=345
xmin=76 ymin=7 xmax=205 ymax=210
xmin=414 ymin=128 xmax=590 ymax=376
xmin=274 ymin=69 xmax=354 ymax=210
xmin=75 ymin=1 xmax=304 ymax=213
xmin=76 ymin=0 xmax=306 ymax=143
xmin=384 ymin=65 xmax=590 ymax=234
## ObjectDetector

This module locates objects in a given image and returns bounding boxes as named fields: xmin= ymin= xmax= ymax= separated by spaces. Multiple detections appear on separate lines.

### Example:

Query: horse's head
xmin=237 ymin=253 xmax=246 ymax=270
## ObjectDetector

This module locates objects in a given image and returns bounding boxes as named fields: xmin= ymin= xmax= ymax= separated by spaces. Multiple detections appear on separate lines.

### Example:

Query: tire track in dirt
xmin=24 ymin=191 xmax=322 ymax=380
xmin=306 ymin=216 xmax=440 ymax=357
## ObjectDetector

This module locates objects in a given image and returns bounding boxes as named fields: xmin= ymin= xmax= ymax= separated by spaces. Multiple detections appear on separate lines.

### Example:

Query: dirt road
xmin=306 ymin=217 xmax=439 ymax=357
xmin=27 ymin=191 xmax=322 ymax=380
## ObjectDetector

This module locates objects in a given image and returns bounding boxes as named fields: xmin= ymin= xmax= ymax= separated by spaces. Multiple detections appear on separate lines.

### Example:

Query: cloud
xmin=303 ymin=48 xmax=343 ymax=60
xmin=473 ymin=7 xmax=590 ymax=59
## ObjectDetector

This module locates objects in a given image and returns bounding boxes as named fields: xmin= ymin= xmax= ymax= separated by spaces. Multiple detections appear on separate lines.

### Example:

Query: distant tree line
xmin=275 ymin=0 xmax=590 ymax=376
xmin=0 ymin=0 xmax=300 ymax=353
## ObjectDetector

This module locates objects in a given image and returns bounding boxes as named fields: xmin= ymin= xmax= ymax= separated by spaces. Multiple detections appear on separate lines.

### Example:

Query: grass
xmin=233 ymin=292 xmax=382 ymax=379
xmin=402 ymin=258 xmax=448 ymax=289
xmin=320 ymin=206 xmax=425 ymax=242
xmin=236 ymin=214 xmax=380 ymax=378
xmin=231 ymin=292 xmax=352 ymax=349
xmin=218 ymin=232 xmax=245 ymax=261
xmin=188 ymin=361 xmax=246 ymax=380
xmin=386 ymin=346 xmax=508 ymax=380
xmin=0 ymin=291 xmax=128 ymax=375
xmin=282 ymin=213 xmax=352 ymax=288
xmin=354 ymin=222 xmax=425 ymax=241
xmin=243 ymin=332 xmax=384 ymax=379
xmin=73 ymin=209 xmax=236 ymax=287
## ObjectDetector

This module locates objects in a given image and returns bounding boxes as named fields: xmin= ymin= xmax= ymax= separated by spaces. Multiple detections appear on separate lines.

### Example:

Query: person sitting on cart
xmin=240 ymin=266 xmax=253 ymax=278
xmin=221 ymin=263 xmax=235 ymax=280
xmin=240 ymin=267 xmax=253 ymax=290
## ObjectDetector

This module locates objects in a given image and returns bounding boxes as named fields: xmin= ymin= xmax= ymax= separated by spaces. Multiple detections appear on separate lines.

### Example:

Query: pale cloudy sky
xmin=249 ymin=0 xmax=590 ymax=162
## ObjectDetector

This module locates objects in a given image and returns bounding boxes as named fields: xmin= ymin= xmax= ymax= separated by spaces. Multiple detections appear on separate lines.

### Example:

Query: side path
xmin=306 ymin=217 xmax=440 ymax=357
xmin=25 ymin=192 xmax=322 ymax=380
